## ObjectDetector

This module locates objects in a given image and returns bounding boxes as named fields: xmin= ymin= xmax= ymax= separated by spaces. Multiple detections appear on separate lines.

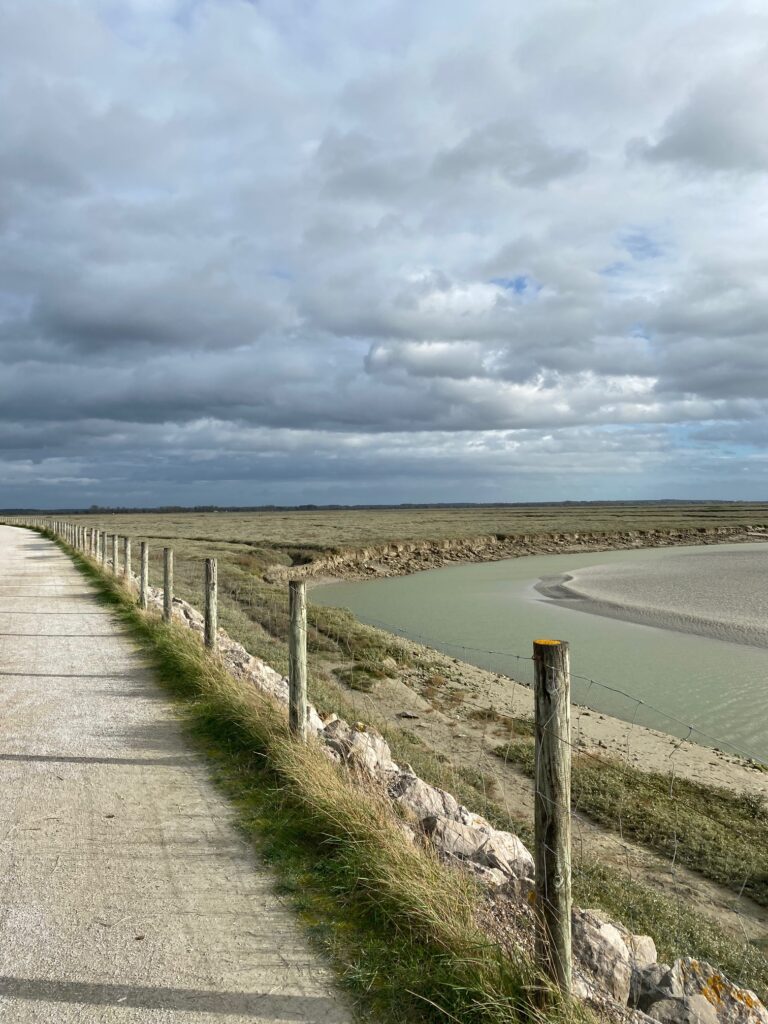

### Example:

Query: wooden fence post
xmin=139 ymin=542 xmax=148 ymax=610
xmin=163 ymin=547 xmax=173 ymax=623
xmin=100 ymin=531 xmax=107 ymax=565
xmin=123 ymin=537 xmax=131 ymax=582
xmin=204 ymin=558 xmax=217 ymax=649
xmin=533 ymin=638 xmax=572 ymax=996
xmin=112 ymin=534 xmax=119 ymax=576
xmin=288 ymin=580 xmax=308 ymax=740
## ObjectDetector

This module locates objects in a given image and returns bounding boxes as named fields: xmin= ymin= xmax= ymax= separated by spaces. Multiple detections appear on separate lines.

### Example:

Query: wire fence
xmin=4 ymin=515 xmax=768 ymax=998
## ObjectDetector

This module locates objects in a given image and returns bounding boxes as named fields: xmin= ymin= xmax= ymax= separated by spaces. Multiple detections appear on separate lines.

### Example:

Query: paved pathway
xmin=0 ymin=526 xmax=353 ymax=1023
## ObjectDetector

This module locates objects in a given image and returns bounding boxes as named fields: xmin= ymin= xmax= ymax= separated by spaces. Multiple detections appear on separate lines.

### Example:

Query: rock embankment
xmin=138 ymin=575 xmax=767 ymax=1024
xmin=266 ymin=525 xmax=768 ymax=582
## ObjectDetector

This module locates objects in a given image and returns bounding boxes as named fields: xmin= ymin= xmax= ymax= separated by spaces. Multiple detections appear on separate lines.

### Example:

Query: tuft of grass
xmin=48 ymin=532 xmax=589 ymax=1024
xmin=333 ymin=664 xmax=386 ymax=692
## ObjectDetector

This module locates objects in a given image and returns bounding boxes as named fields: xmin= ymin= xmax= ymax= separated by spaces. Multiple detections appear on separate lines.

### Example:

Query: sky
xmin=2 ymin=0 xmax=768 ymax=508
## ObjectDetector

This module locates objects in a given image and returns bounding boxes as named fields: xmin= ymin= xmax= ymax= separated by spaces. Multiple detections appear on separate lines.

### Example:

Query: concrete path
xmin=0 ymin=526 xmax=354 ymax=1023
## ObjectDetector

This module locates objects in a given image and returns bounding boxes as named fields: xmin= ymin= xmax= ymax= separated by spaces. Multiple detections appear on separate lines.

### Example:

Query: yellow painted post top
xmin=534 ymin=638 xmax=562 ymax=645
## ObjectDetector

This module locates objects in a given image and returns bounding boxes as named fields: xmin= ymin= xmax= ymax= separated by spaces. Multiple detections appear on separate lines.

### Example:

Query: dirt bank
xmin=268 ymin=524 xmax=768 ymax=582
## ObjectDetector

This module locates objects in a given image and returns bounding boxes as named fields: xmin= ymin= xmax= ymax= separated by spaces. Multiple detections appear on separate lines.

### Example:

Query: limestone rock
xmin=307 ymin=704 xmax=325 ymax=735
xmin=388 ymin=770 xmax=462 ymax=821
xmin=457 ymin=808 xmax=492 ymax=829
xmin=422 ymin=816 xmax=534 ymax=881
xmin=627 ymin=934 xmax=659 ymax=969
xmin=647 ymin=997 xmax=718 ymax=1024
xmin=573 ymin=907 xmax=634 ymax=1005
xmin=633 ymin=959 xmax=768 ymax=1024
xmin=323 ymin=718 xmax=352 ymax=759
xmin=322 ymin=720 xmax=398 ymax=774
xmin=631 ymin=964 xmax=676 ymax=1011
xmin=443 ymin=852 xmax=508 ymax=888
xmin=346 ymin=726 xmax=398 ymax=774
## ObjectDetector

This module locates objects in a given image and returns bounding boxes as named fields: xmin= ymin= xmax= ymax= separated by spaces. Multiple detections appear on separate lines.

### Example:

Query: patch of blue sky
xmin=619 ymin=228 xmax=664 ymax=261
xmin=600 ymin=261 xmax=630 ymax=277
xmin=630 ymin=322 xmax=653 ymax=341
xmin=490 ymin=274 xmax=541 ymax=296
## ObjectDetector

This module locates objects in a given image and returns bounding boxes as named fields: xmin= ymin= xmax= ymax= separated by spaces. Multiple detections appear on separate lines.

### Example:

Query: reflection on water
xmin=311 ymin=542 xmax=768 ymax=763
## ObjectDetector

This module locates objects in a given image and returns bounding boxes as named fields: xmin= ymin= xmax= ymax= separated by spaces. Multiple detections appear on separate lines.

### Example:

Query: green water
xmin=311 ymin=543 xmax=768 ymax=763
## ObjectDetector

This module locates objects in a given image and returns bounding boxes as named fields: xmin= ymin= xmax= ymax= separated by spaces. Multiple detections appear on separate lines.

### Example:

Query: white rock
xmin=307 ymin=704 xmax=325 ymax=735
xmin=388 ymin=771 xmax=462 ymax=821
xmin=422 ymin=815 xmax=535 ymax=881
xmin=634 ymin=959 xmax=768 ymax=1024
xmin=322 ymin=720 xmax=398 ymax=774
xmin=346 ymin=727 xmax=398 ymax=774
xmin=573 ymin=907 xmax=634 ymax=1005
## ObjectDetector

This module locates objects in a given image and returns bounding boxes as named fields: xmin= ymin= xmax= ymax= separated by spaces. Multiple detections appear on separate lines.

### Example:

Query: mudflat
xmin=537 ymin=546 xmax=768 ymax=648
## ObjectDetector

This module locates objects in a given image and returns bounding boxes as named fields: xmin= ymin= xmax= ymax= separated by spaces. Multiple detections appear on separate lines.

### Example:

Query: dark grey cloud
xmin=630 ymin=59 xmax=768 ymax=172
xmin=433 ymin=118 xmax=588 ymax=188
xmin=1 ymin=0 xmax=768 ymax=506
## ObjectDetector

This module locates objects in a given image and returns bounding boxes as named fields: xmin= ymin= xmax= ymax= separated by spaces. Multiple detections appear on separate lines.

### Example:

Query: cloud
xmin=630 ymin=61 xmax=768 ymax=172
xmin=433 ymin=117 xmax=588 ymax=188
xmin=1 ymin=0 xmax=767 ymax=505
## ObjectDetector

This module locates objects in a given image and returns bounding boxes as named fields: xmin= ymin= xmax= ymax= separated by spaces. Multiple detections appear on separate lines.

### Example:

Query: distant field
xmin=76 ymin=502 xmax=768 ymax=570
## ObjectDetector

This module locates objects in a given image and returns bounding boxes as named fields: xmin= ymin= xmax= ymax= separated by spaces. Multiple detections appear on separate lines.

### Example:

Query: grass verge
xmin=495 ymin=738 xmax=768 ymax=908
xmin=49 ymin=533 xmax=588 ymax=1024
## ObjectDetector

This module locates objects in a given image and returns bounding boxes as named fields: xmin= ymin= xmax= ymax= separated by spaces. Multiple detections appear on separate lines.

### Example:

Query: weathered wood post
xmin=123 ymin=537 xmax=131 ymax=583
xmin=288 ymin=580 xmax=308 ymax=740
xmin=533 ymin=638 xmax=572 ymax=996
xmin=204 ymin=558 xmax=218 ymax=649
xmin=139 ymin=542 xmax=148 ymax=610
xmin=112 ymin=534 xmax=119 ymax=575
xmin=100 ymin=531 xmax=107 ymax=565
xmin=163 ymin=547 xmax=173 ymax=623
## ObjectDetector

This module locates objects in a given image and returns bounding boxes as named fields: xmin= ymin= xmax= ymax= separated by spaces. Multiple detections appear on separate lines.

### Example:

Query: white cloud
xmin=0 ymin=0 xmax=767 ymax=504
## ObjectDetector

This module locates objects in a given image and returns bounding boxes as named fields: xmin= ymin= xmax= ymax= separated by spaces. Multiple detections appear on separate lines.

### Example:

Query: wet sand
xmin=535 ymin=547 xmax=768 ymax=649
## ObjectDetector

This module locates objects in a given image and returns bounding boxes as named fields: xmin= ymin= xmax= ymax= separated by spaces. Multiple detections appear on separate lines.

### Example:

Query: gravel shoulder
xmin=0 ymin=525 xmax=353 ymax=1024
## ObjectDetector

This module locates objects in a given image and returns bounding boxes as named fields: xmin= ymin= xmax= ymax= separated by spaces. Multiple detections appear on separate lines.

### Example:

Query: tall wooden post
xmin=100 ymin=531 xmax=107 ymax=565
xmin=533 ymin=638 xmax=572 ymax=996
xmin=123 ymin=537 xmax=131 ymax=582
xmin=163 ymin=547 xmax=173 ymax=623
xmin=288 ymin=580 xmax=308 ymax=741
xmin=112 ymin=534 xmax=119 ymax=575
xmin=204 ymin=558 xmax=218 ymax=649
xmin=139 ymin=542 xmax=148 ymax=610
